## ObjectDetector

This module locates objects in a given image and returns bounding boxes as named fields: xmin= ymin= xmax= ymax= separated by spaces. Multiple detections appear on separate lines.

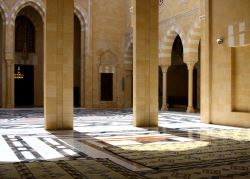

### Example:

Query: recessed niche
xmin=231 ymin=45 xmax=250 ymax=112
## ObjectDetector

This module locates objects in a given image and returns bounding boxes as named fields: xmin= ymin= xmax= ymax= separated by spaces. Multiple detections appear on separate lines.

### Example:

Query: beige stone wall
xmin=160 ymin=0 xmax=199 ymax=21
xmin=124 ymin=0 xmax=132 ymax=34
xmin=0 ymin=16 xmax=3 ymax=107
xmin=86 ymin=0 xmax=126 ymax=109
xmin=159 ymin=0 xmax=201 ymax=61
xmin=202 ymin=0 xmax=250 ymax=127
xmin=0 ymin=0 xmax=202 ymax=110
xmin=0 ymin=0 xmax=130 ymax=109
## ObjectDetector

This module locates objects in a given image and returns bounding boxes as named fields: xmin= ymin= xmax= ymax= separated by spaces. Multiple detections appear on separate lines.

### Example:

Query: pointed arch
xmin=10 ymin=0 xmax=45 ymax=24
xmin=0 ymin=1 xmax=7 ymax=23
xmin=73 ymin=5 xmax=88 ymax=107
xmin=74 ymin=3 xmax=88 ymax=31
xmin=159 ymin=24 xmax=186 ymax=66
xmin=100 ymin=50 xmax=118 ymax=65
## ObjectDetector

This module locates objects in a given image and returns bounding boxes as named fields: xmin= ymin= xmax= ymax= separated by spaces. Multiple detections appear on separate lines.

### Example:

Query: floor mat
xmin=0 ymin=159 xmax=145 ymax=179
xmin=105 ymin=129 xmax=250 ymax=174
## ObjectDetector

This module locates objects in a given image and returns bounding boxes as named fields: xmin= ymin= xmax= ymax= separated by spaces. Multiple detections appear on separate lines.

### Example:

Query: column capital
xmin=5 ymin=58 xmax=14 ymax=65
xmin=5 ymin=52 xmax=14 ymax=61
xmin=160 ymin=65 xmax=170 ymax=73
xmin=186 ymin=62 xmax=195 ymax=71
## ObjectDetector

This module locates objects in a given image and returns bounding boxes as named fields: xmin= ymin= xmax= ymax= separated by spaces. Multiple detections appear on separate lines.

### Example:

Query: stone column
xmin=132 ymin=0 xmax=158 ymax=127
xmin=80 ymin=28 xmax=85 ymax=107
xmin=4 ymin=22 xmax=15 ymax=108
xmin=5 ymin=58 xmax=14 ymax=108
xmin=196 ymin=62 xmax=200 ymax=109
xmin=186 ymin=63 xmax=195 ymax=113
xmin=44 ymin=0 xmax=74 ymax=130
xmin=84 ymin=0 xmax=93 ymax=108
xmin=161 ymin=65 xmax=169 ymax=111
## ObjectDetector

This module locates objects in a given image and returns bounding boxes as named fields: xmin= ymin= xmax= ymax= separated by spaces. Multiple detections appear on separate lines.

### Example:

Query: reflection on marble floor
xmin=0 ymin=108 xmax=249 ymax=178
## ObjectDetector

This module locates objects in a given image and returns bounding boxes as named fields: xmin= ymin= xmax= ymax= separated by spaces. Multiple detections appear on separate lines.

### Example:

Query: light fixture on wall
xmin=217 ymin=37 xmax=224 ymax=44
xmin=14 ymin=66 xmax=24 ymax=79
xmin=22 ymin=18 xmax=29 ymax=61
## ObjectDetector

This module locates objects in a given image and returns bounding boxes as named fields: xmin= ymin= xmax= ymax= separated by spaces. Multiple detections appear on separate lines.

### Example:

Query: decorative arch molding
xmin=159 ymin=24 xmax=186 ymax=66
xmin=74 ymin=3 xmax=88 ymax=31
xmin=99 ymin=49 xmax=118 ymax=74
xmin=98 ymin=49 xmax=119 ymax=105
xmin=10 ymin=0 xmax=45 ymax=25
xmin=184 ymin=18 xmax=201 ymax=63
xmin=124 ymin=42 xmax=133 ymax=65
xmin=125 ymin=32 xmax=133 ymax=50
xmin=16 ymin=8 xmax=43 ymax=31
xmin=0 ymin=1 xmax=8 ymax=23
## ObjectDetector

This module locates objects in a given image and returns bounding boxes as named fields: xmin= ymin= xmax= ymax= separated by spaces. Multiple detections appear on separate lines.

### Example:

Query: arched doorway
xmin=74 ymin=14 xmax=81 ymax=107
xmin=159 ymin=66 xmax=163 ymax=109
xmin=194 ymin=41 xmax=201 ymax=110
xmin=14 ymin=6 xmax=44 ymax=107
xmin=167 ymin=35 xmax=188 ymax=110
xmin=0 ymin=12 xmax=4 ymax=107
xmin=73 ymin=11 xmax=86 ymax=108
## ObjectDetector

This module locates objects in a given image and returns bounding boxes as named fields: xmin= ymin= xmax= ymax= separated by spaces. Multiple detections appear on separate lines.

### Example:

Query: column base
xmin=186 ymin=106 xmax=195 ymax=113
xmin=161 ymin=104 xmax=169 ymax=111
xmin=6 ymin=104 xmax=14 ymax=109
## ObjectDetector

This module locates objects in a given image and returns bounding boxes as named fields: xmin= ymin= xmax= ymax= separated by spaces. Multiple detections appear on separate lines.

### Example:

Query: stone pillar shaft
xmin=4 ymin=23 xmax=15 ymax=108
xmin=45 ymin=0 xmax=74 ymax=130
xmin=132 ymin=0 xmax=158 ymax=127
xmin=161 ymin=65 xmax=169 ymax=111
xmin=80 ymin=30 xmax=85 ymax=107
xmin=187 ymin=63 xmax=195 ymax=113
xmin=6 ymin=59 xmax=14 ymax=108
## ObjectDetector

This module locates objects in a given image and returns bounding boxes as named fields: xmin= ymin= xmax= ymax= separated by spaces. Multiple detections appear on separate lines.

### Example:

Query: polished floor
xmin=0 ymin=108 xmax=249 ymax=178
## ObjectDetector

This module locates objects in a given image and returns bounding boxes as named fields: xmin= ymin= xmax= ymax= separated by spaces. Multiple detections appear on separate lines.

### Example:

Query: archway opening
xmin=74 ymin=14 xmax=82 ymax=107
xmin=14 ymin=6 xmax=44 ymax=108
xmin=194 ymin=41 xmax=201 ymax=110
xmin=159 ymin=66 xmax=163 ymax=109
xmin=167 ymin=35 xmax=188 ymax=110
xmin=101 ymin=73 xmax=113 ymax=101
xmin=14 ymin=64 xmax=34 ymax=106
xmin=0 ymin=13 xmax=3 ymax=107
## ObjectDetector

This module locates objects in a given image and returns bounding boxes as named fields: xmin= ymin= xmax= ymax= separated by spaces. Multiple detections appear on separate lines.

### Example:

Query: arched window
xmin=15 ymin=16 xmax=35 ymax=53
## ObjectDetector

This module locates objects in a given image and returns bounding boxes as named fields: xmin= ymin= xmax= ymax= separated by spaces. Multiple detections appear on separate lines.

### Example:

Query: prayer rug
xmin=0 ymin=159 xmax=145 ymax=179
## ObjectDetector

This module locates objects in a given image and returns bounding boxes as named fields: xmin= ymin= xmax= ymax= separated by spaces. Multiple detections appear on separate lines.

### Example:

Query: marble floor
xmin=0 ymin=108 xmax=249 ymax=178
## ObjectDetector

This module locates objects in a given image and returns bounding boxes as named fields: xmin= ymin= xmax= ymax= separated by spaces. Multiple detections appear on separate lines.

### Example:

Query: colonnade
xmin=160 ymin=61 xmax=197 ymax=113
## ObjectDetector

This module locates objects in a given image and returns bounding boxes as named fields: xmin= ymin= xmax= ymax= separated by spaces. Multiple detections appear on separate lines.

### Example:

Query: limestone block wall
xmin=202 ymin=0 xmax=250 ymax=127
xmin=159 ymin=0 xmax=201 ymax=64
xmin=86 ymin=0 xmax=126 ymax=109
xmin=0 ymin=0 xmax=129 ymax=109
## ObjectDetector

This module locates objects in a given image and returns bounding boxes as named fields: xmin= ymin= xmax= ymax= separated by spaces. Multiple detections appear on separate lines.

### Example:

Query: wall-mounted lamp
xmin=217 ymin=37 xmax=224 ymax=44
